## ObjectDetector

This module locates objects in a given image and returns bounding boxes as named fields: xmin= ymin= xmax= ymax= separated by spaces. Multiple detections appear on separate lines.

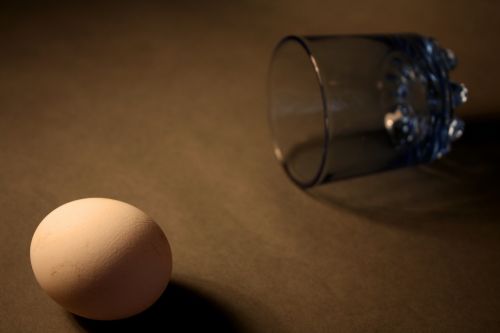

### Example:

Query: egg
xmin=30 ymin=198 xmax=172 ymax=320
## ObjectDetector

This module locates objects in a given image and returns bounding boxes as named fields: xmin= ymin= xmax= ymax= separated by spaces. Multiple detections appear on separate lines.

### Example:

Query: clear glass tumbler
xmin=268 ymin=34 xmax=467 ymax=188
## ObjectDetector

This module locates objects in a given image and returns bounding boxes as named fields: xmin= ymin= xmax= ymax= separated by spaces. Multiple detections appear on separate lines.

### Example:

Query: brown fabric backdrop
xmin=1 ymin=1 xmax=499 ymax=332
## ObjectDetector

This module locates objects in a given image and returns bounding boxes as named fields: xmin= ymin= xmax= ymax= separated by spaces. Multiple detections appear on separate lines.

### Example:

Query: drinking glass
xmin=268 ymin=34 xmax=467 ymax=188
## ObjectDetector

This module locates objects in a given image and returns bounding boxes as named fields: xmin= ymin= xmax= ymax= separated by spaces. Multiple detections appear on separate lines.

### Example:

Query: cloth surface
xmin=1 ymin=1 xmax=499 ymax=332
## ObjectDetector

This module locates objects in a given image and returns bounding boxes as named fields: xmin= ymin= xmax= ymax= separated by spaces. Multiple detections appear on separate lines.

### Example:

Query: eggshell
xmin=30 ymin=198 xmax=172 ymax=320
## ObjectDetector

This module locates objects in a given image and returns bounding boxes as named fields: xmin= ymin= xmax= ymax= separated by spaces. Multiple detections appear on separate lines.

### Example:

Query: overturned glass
xmin=268 ymin=34 xmax=467 ymax=188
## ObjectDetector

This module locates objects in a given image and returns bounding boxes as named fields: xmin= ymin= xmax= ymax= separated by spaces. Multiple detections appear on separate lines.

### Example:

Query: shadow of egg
xmin=70 ymin=280 xmax=245 ymax=333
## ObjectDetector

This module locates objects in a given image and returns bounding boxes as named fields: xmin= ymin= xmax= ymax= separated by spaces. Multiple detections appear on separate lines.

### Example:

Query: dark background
xmin=1 ymin=1 xmax=499 ymax=332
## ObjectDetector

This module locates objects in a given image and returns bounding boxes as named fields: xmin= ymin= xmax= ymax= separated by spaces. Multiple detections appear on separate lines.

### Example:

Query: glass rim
xmin=268 ymin=35 xmax=330 ymax=188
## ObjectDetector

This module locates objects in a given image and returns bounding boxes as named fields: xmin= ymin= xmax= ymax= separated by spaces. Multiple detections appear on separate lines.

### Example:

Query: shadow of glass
xmin=308 ymin=114 xmax=500 ymax=228
xmin=69 ymin=280 xmax=245 ymax=333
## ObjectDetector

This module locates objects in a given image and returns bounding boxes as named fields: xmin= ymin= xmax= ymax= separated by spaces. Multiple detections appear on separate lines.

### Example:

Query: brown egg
xmin=30 ymin=198 xmax=172 ymax=320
